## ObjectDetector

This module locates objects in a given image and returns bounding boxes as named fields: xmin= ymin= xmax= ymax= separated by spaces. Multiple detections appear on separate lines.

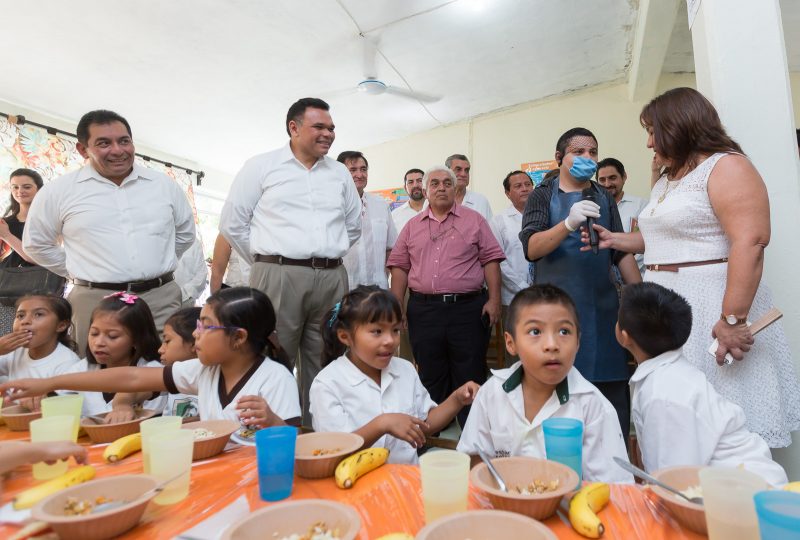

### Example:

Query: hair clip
xmin=105 ymin=291 xmax=139 ymax=304
xmin=327 ymin=302 xmax=341 ymax=328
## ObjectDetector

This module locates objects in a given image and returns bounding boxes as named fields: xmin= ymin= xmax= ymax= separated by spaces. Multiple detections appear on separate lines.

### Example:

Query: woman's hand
xmin=0 ymin=218 xmax=10 ymax=240
xmin=0 ymin=330 xmax=32 ymax=355
xmin=712 ymin=320 xmax=754 ymax=365
xmin=0 ymin=378 xmax=52 ymax=401
xmin=579 ymin=224 xmax=615 ymax=251
xmin=236 ymin=395 xmax=280 ymax=428
xmin=380 ymin=413 xmax=429 ymax=449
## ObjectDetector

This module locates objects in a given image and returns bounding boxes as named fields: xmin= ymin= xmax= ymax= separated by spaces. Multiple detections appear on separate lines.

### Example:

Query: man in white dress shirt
xmin=492 ymin=170 xmax=534 ymax=364
xmin=596 ymin=158 xmax=647 ymax=275
xmin=23 ymin=110 xmax=196 ymax=355
xmin=391 ymin=168 xmax=425 ymax=233
xmin=220 ymin=98 xmax=361 ymax=423
xmin=445 ymin=154 xmax=493 ymax=221
xmin=337 ymin=151 xmax=397 ymax=290
xmin=174 ymin=235 xmax=208 ymax=308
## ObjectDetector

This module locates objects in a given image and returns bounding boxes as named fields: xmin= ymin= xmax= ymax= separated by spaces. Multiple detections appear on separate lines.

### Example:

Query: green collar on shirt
xmin=502 ymin=365 xmax=570 ymax=404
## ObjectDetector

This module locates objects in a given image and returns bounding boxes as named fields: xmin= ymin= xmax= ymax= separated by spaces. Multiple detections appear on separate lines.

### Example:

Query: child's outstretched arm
xmin=0 ymin=441 xmax=87 ymax=474
xmin=423 ymin=381 xmax=480 ymax=435
xmin=0 ymin=366 xmax=168 ymax=401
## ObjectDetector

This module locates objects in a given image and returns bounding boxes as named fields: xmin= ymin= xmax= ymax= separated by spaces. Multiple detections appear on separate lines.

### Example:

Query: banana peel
xmin=568 ymin=482 xmax=610 ymax=538
xmin=13 ymin=465 xmax=96 ymax=510
xmin=374 ymin=534 xmax=414 ymax=540
xmin=103 ymin=432 xmax=142 ymax=463
xmin=784 ymin=481 xmax=800 ymax=493
xmin=334 ymin=447 xmax=389 ymax=489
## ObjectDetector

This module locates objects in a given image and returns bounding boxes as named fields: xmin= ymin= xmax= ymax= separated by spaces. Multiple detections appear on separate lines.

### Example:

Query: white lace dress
xmin=638 ymin=153 xmax=800 ymax=447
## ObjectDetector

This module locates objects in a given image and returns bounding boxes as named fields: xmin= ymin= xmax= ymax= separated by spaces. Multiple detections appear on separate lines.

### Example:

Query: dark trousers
xmin=407 ymin=292 xmax=490 ymax=427
xmin=594 ymin=380 xmax=631 ymax=442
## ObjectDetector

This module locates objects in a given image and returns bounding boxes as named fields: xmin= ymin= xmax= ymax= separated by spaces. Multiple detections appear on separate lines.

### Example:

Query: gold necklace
xmin=650 ymin=180 xmax=676 ymax=216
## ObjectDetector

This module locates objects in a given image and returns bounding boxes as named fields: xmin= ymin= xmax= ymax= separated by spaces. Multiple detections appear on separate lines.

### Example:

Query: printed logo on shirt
xmin=495 ymin=450 xmax=511 ymax=458
xmin=173 ymin=397 xmax=199 ymax=418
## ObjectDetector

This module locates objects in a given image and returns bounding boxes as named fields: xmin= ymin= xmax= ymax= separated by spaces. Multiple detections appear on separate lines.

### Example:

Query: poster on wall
xmin=369 ymin=186 xmax=408 ymax=211
xmin=521 ymin=160 xmax=558 ymax=187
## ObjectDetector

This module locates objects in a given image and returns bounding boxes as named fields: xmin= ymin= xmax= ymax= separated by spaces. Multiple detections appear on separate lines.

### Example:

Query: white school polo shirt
xmin=61 ymin=358 xmax=167 ymax=416
xmin=310 ymin=355 xmax=437 ymax=464
xmin=457 ymin=363 xmax=633 ymax=484
xmin=630 ymin=349 xmax=787 ymax=486
xmin=0 ymin=343 xmax=80 ymax=380
xmin=164 ymin=357 xmax=300 ymax=423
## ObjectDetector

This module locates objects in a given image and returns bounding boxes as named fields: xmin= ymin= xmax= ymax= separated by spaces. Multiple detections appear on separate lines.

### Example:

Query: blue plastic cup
xmin=754 ymin=491 xmax=800 ymax=540
xmin=255 ymin=426 xmax=297 ymax=501
xmin=542 ymin=417 xmax=583 ymax=483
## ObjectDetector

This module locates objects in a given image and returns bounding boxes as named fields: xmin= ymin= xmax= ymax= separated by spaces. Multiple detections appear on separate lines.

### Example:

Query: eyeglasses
xmin=195 ymin=320 xmax=240 ymax=333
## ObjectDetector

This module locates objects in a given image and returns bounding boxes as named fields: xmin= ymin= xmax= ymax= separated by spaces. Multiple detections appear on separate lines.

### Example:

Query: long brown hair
xmin=640 ymin=87 xmax=743 ymax=177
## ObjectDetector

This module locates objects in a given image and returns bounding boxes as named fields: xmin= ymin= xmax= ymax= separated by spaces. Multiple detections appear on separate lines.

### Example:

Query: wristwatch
xmin=721 ymin=313 xmax=747 ymax=326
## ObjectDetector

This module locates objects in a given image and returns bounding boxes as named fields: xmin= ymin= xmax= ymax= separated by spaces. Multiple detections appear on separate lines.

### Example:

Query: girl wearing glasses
xmin=1 ymin=288 xmax=301 ymax=428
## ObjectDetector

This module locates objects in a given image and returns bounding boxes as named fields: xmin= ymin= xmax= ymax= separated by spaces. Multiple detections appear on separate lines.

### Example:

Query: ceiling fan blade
xmin=360 ymin=34 xmax=380 ymax=79
xmin=384 ymin=86 xmax=441 ymax=103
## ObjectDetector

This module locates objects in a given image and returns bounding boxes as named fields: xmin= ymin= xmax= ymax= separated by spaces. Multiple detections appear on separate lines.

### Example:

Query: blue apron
xmin=533 ymin=178 xmax=628 ymax=382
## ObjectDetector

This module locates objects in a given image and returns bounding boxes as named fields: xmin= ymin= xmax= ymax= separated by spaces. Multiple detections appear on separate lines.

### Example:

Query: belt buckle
xmin=442 ymin=294 xmax=456 ymax=303
xmin=653 ymin=264 xmax=659 ymax=272
xmin=311 ymin=257 xmax=327 ymax=270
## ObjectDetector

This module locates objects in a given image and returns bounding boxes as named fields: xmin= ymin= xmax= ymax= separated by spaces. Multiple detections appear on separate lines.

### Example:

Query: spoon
xmin=613 ymin=457 xmax=703 ymax=505
xmin=90 ymin=472 xmax=185 ymax=514
xmin=479 ymin=451 xmax=508 ymax=492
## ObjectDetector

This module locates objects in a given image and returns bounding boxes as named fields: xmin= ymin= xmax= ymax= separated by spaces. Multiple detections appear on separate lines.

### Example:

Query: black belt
xmin=72 ymin=272 xmax=174 ymax=293
xmin=409 ymin=289 xmax=485 ymax=304
xmin=254 ymin=254 xmax=342 ymax=269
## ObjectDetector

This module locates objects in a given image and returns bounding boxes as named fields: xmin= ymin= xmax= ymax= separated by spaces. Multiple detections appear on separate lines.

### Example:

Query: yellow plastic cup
xmin=419 ymin=450 xmax=470 ymax=523
xmin=149 ymin=429 xmax=194 ymax=505
xmin=700 ymin=466 xmax=768 ymax=540
xmin=140 ymin=416 xmax=182 ymax=474
xmin=30 ymin=415 xmax=74 ymax=480
xmin=41 ymin=394 xmax=84 ymax=442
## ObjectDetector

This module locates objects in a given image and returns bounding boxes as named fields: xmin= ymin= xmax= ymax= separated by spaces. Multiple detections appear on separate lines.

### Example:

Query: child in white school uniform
xmin=457 ymin=284 xmax=634 ymax=483
xmin=1 ymin=287 xmax=301 ymax=428
xmin=618 ymin=283 xmax=787 ymax=486
xmin=310 ymin=285 xmax=479 ymax=464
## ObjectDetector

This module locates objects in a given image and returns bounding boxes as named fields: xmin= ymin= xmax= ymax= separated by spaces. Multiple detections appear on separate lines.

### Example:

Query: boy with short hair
xmin=618 ymin=283 xmax=787 ymax=485
xmin=457 ymin=284 xmax=633 ymax=483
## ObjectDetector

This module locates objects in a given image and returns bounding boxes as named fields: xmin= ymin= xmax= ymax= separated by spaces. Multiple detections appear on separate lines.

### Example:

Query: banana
xmin=334 ymin=447 xmax=389 ymax=489
xmin=784 ymin=481 xmax=800 ymax=493
xmin=13 ymin=465 xmax=96 ymax=510
xmin=568 ymin=482 xmax=610 ymax=538
xmin=103 ymin=432 xmax=142 ymax=463
xmin=374 ymin=534 xmax=414 ymax=540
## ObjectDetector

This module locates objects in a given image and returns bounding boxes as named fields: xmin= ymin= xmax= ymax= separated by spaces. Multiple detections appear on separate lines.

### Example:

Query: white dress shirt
xmin=165 ymin=357 xmax=301 ymax=423
xmin=616 ymin=193 xmax=647 ymax=274
xmin=457 ymin=363 xmax=633 ymax=484
xmin=0 ymin=343 xmax=80 ymax=380
xmin=630 ymin=349 xmax=787 ymax=486
xmin=492 ymin=205 xmax=531 ymax=306
xmin=22 ymin=164 xmax=195 ymax=281
xmin=343 ymin=193 xmax=398 ymax=290
xmin=310 ymin=355 xmax=437 ymax=464
xmin=174 ymin=237 xmax=208 ymax=302
xmin=391 ymin=200 xmax=423 ymax=233
xmin=220 ymin=143 xmax=362 ymax=263
xmin=462 ymin=190 xmax=493 ymax=221
xmin=224 ymin=251 xmax=251 ymax=287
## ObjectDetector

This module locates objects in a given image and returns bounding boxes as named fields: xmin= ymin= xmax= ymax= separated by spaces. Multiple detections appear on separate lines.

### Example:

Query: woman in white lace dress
xmin=589 ymin=87 xmax=800 ymax=447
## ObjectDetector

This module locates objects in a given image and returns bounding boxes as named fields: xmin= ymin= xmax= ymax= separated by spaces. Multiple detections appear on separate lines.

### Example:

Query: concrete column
xmin=692 ymin=0 xmax=800 ymax=479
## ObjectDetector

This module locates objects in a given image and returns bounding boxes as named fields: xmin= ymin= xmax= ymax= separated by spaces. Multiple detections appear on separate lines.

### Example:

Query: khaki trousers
xmin=249 ymin=262 xmax=347 ymax=425
xmin=69 ymin=281 xmax=182 ymax=357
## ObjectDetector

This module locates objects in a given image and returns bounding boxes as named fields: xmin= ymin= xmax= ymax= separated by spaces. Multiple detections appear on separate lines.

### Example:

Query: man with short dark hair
xmin=337 ymin=150 xmax=397 ymax=290
xmin=445 ymin=154 xmax=492 ymax=220
xmin=220 ymin=97 xmax=361 ymax=423
xmin=23 ymin=109 xmax=195 ymax=354
xmin=392 ymin=168 xmax=425 ymax=232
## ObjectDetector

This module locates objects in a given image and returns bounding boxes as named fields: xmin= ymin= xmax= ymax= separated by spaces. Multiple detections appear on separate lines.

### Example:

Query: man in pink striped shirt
xmin=388 ymin=165 xmax=505 ymax=427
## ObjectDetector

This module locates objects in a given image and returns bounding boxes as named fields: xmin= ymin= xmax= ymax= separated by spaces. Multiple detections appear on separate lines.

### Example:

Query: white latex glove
xmin=565 ymin=200 xmax=601 ymax=231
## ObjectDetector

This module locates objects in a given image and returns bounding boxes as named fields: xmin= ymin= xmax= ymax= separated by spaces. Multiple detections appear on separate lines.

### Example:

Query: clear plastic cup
xmin=140 ymin=416 xmax=182 ymax=474
xmin=754 ymin=490 xmax=800 ymax=540
xmin=148 ymin=429 xmax=194 ymax=505
xmin=542 ymin=417 xmax=583 ymax=483
xmin=30 ymin=415 xmax=75 ymax=479
xmin=699 ymin=467 xmax=767 ymax=540
xmin=255 ymin=426 xmax=297 ymax=502
xmin=41 ymin=394 xmax=83 ymax=442
xmin=419 ymin=450 xmax=470 ymax=523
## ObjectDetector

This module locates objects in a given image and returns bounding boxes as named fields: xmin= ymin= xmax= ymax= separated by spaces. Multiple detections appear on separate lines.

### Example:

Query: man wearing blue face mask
xmin=518 ymin=127 xmax=641 ymax=442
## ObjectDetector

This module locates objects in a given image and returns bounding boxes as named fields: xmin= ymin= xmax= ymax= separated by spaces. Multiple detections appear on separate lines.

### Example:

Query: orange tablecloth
xmin=0 ymin=426 xmax=704 ymax=539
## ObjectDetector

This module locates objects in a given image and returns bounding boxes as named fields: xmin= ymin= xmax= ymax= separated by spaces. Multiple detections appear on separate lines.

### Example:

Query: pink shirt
xmin=387 ymin=203 xmax=505 ymax=294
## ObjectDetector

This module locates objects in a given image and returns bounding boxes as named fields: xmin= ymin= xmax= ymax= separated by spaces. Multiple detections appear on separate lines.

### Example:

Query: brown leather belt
xmin=645 ymin=258 xmax=728 ymax=273
xmin=72 ymin=272 xmax=174 ymax=292
xmin=254 ymin=254 xmax=342 ymax=269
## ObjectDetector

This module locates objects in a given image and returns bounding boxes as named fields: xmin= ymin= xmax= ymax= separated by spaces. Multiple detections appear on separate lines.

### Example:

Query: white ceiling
xmin=0 ymin=1 xmax=797 ymax=175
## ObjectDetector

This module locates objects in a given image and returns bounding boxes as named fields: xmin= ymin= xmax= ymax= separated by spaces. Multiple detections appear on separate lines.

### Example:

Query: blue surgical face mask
xmin=569 ymin=156 xmax=597 ymax=182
